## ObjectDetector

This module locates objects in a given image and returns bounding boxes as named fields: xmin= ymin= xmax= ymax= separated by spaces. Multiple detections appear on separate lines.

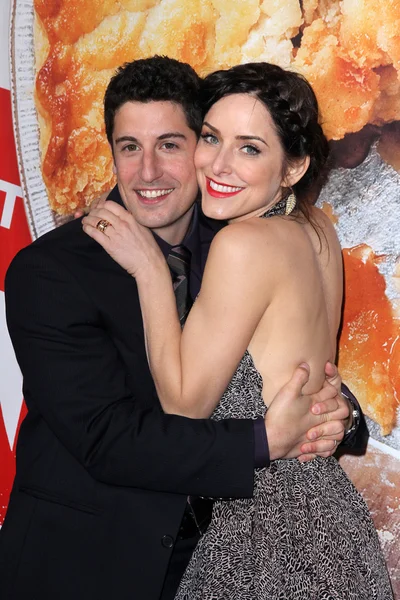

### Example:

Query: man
xmin=1 ymin=56 xmax=365 ymax=600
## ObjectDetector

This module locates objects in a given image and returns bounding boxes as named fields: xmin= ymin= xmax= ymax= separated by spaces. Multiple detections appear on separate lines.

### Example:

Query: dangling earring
xmin=285 ymin=190 xmax=296 ymax=216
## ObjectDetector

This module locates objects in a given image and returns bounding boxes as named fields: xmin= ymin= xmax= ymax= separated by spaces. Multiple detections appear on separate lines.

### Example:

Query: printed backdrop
xmin=1 ymin=0 xmax=399 ymax=594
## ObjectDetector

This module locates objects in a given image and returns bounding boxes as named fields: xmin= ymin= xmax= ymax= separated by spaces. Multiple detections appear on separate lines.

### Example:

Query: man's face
xmin=112 ymin=101 xmax=199 ymax=244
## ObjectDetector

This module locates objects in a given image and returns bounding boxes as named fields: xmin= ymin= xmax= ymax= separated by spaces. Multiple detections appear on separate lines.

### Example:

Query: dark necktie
xmin=167 ymin=245 xmax=192 ymax=326
xmin=168 ymin=245 xmax=213 ymax=538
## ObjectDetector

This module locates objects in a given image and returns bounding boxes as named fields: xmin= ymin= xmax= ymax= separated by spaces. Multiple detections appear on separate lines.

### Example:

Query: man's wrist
xmin=341 ymin=385 xmax=360 ymax=438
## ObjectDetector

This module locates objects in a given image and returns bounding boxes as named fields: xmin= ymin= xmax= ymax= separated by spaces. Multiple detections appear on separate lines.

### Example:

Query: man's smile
xmin=135 ymin=188 xmax=175 ymax=202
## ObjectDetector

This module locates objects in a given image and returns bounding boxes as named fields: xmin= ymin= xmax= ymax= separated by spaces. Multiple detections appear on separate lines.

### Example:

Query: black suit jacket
xmin=0 ymin=211 xmax=255 ymax=600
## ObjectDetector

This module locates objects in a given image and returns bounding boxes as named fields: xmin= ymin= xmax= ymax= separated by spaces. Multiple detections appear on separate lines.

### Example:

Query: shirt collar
xmin=152 ymin=203 xmax=201 ymax=261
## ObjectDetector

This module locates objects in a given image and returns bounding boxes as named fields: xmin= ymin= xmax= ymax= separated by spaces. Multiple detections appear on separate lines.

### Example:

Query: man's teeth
xmin=137 ymin=188 xmax=173 ymax=198
xmin=209 ymin=180 xmax=243 ymax=193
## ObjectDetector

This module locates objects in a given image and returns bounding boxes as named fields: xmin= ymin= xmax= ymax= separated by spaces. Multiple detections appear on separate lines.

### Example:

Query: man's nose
xmin=140 ymin=150 xmax=163 ymax=182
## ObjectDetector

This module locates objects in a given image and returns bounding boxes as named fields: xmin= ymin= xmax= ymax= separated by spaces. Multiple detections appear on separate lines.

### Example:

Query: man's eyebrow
xmin=114 ymin=132 xmax=187 ymax=144
xmin=157 ymin=132 xmax=187 ymax=141
xmin=115 ymin=135 xmax=139 ymax=145
xmin=202 ymin=121 xmax=268 ymax=147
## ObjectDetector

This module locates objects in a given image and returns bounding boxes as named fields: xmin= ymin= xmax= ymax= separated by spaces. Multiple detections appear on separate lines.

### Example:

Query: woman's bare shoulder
xmin=209 ymin=217 xmax=292 ymax=261
xmin=207 ymin=217 xmax=304 ymax=291
xmin=199 ymin=220 xmax=277 ymax=311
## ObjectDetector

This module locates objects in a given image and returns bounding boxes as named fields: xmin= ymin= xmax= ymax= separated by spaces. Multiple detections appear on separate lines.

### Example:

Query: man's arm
xmin=264 ymin=364 xmax=344 ymax=461
xmin=5 ymin=244 xmax=255 ymax=499
xmin=7 ymin=243 xmax=340 ymax=497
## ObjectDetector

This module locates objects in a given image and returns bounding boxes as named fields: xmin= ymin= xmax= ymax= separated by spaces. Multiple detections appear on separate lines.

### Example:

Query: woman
xmin=83 ymin=63 xmax=392 ymax=598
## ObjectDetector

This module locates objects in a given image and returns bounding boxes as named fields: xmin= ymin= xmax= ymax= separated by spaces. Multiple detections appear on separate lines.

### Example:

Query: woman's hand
xmin=82 ymin=200 xmax=164 ymax=279
xmin=73 ymin=191 xmax=110 ymax=219
xmin=84 ymin=200 xmax=183 ymax=416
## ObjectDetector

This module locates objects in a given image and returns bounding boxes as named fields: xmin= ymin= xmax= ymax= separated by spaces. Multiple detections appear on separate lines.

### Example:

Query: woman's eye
xmin=200 ymin=133 xmax=218 ymax=145
xmin=241 ymin=145 xmax=260 ymax=156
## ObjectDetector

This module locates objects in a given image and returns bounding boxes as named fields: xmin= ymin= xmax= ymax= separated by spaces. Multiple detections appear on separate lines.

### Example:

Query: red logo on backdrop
xmin=0 ymin=87 xmax=32 ymax=289
xmin=0 ymin=86 xmax=31 ymax=525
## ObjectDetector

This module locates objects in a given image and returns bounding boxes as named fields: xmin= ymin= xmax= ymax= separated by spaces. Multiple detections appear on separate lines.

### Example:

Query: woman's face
xmin=195 ymin=93 xmax=292 ymax=222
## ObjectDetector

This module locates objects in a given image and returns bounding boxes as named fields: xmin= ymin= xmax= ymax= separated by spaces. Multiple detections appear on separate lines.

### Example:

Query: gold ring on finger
xmin=96 ymin=219 xmax=111 ymax=234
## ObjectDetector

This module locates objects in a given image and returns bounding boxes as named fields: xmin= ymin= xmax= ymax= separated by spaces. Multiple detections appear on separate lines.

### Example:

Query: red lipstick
xmin=205 ymin=177 xmax=244 ymax=199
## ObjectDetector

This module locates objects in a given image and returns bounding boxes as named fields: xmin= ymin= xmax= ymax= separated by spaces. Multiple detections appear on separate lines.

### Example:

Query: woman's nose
xmin=211 ymin=147 xmax=232 ymax=177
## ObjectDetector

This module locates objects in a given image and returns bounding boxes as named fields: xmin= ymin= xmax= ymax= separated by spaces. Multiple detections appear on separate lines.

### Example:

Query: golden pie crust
xmin=33 ymin=0 xmax=400 ymax=435
xmin=33 ymin=0 xmax=400 ymax=215
xmin=339 ymin=245 xmax=400 ymax=436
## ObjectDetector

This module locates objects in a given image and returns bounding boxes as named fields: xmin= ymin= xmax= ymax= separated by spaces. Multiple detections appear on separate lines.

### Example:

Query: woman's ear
xmin=284 ymin=155 xmax=310 ymax=188
xmin=112 ymin=163 xmax=117 ymax=175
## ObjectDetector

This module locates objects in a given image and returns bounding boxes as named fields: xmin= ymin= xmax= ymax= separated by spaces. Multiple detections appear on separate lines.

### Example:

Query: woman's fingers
xmin=306 ymin=418 xmax=345 ymax=442
xmin=98 ymin=200 xmax=131 ymax=219
xmin=82 ymin=219 xmax=113 ymax=249
xmin=298 ymin=436 xmax=340 ymax=460
xmin=82 ymin=211 xmax=116 ymax=233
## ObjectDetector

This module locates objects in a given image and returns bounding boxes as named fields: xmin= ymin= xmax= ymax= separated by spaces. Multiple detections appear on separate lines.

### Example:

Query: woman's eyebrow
xmin=202 ymin=122 xmax=268 ymax=147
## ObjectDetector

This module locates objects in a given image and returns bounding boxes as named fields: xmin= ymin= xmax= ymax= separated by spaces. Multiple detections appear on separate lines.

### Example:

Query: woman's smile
xmin=206 ymin=177 xmax=244 ymax=198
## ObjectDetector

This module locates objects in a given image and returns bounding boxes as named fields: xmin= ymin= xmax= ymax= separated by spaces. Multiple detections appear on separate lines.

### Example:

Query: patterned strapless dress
xmin=176 ymin=200 xmax=393 ymax=600
xmin=176 ymin=352 xmax=393 ymax=599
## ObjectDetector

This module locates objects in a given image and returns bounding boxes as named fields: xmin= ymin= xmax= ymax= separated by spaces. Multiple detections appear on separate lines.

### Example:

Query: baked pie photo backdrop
xmin=8 ymin=0 xmax=400 ymax=591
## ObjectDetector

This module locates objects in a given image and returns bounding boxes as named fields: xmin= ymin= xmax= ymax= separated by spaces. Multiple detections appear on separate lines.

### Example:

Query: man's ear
xmin=284 ymin=156 xmax=310 ymax=188
xmin=112 ymin=162 xmax=117 ymax=175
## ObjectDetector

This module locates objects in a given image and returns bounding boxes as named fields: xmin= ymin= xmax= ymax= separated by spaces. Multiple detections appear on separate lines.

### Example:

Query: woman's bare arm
xmin=82 ymin=201 xmax=354 ymax=460
xmin=82 ymin=202 xmax=274 ymax=417
xmin=139 ymin=222 xmax=274 ymax=416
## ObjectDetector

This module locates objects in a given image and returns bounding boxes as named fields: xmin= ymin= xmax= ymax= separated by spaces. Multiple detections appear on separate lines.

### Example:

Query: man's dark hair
xmin=104 ymin=55 xmax=202 ymax=144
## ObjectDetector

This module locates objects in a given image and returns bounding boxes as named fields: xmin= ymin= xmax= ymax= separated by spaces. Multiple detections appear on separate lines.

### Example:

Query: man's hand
xmin=265 ymin=364 xmax=341 ymax=461
xmin=299 ymin=362 xmax=351 ymax=462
